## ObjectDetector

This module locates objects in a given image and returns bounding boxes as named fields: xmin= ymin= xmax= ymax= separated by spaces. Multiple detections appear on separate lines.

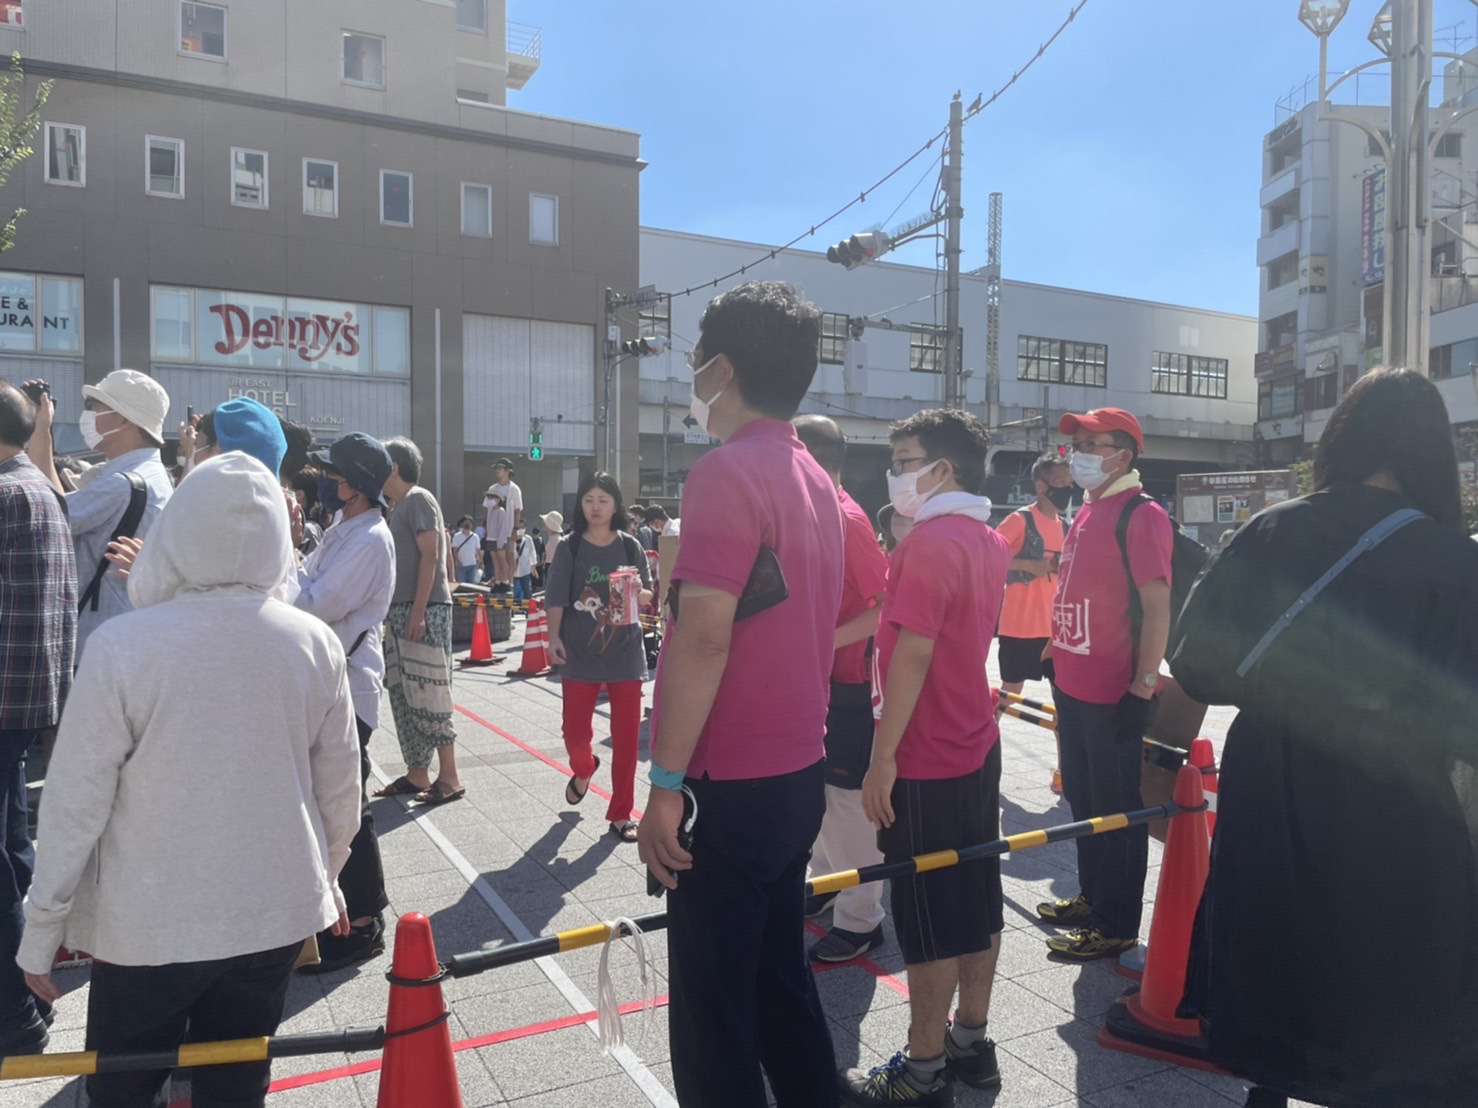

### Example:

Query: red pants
xmin=561 ymin=679 xmax=642 ymax=823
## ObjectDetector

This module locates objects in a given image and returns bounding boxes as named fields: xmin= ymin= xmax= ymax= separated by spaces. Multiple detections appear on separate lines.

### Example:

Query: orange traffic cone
xmin=377 ymin=913 xmax=463 ymax=1108
xmin=459 ymin=596 xmax=496 ymax=667
xmin=512 ymin=597 xmax=551 ymax=677
xmin=1099 ymin=763 xmax=1222 ymax=1071
xmin=1188 ymin=737 xmax=1217 ymax=838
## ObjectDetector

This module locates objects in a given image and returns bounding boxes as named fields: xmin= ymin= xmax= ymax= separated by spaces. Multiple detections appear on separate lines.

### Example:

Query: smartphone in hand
xmin=646 ymin=785 xmax=697 ymax=899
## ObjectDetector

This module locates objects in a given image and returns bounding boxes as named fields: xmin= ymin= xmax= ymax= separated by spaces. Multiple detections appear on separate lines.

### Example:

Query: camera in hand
xmin=20 ymin=380 xmax=49 ymax=405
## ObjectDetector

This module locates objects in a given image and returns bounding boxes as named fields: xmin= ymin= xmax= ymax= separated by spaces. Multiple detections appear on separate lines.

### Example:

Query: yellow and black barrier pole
xmin=1001 ymin=691 xmax=1057 ymax=717
xmin=441 ymin=798 xmax=1191 ymax=980
xmin=1000 ymin=704 xmax=1057 ymax=731
xmin=0 ymin=1027 xmax=384 ymax=1082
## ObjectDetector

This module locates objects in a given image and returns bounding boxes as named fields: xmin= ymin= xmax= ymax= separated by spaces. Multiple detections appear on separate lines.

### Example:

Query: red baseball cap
xmin=1058 ymin=407 xmax=1144 ymax=451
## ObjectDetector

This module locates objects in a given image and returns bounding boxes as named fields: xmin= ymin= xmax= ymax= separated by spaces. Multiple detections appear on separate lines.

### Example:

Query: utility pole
xmin=943 ymin=92 xmax=965 ymax=408
xmin=983 ymin=191 xmax=1002 ymax=430
xmin=602 ymin=287 xmax=617 ymax=474
xmin=1386 ymin=0 xmax=1432 ymax=376
xmin=661 ymin=396 xmax=671 ymax=497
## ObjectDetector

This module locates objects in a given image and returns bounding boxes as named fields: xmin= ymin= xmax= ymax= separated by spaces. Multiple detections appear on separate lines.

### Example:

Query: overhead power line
xmin=663 ymin=0 xmax=1091 ymax=301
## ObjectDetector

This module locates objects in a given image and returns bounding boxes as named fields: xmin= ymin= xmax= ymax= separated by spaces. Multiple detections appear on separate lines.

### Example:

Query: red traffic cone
xmin=1099 ymin=763 xmax=1221 ymax=1070
xmin=1188 ymin=737 xmax=1217 ymax=837
xmin=377 ymin=913 xmax=463 ymax=1108
xmin=460 ymin=596 xmax=496 ymax=667
xmin=512 ymin=597 xmax=551 ymax=676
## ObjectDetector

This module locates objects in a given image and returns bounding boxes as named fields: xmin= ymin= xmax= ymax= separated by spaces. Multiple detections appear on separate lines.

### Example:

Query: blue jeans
xmin=0 ymin=728 xmax=40 ymax=1031
xmin=513 ymin=575 xmax=533 ymax=601
xmin=456 ymin=565 xmax=480 ymax=585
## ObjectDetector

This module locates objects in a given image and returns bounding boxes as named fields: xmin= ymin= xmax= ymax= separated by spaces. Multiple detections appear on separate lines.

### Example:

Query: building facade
xmin=1256 ymin=51 xmax=1478 ymax=461
xmin=0 ymin=0 xmax=642 ymax=522
xmin=636 ymin=227 xmax=1256 ymax=518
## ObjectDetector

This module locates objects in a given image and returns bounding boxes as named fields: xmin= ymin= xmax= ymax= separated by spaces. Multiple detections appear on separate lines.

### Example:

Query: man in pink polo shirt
xmin=844 ymin=409 xmax=1011 ymax=1106
xmin=792 ymin=414 xmax=892 ymax=965
xmin=1039 ymin=408 xmax=1173 ymax=962
xmin=638 ymin=281 xmax=844 ymax=1108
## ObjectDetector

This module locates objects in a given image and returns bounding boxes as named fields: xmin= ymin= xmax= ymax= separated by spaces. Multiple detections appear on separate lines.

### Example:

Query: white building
xmin=635 ymin=227 xmax=1256 ymax=517
xmin=1257 ymin=50 xmax=1478 ymax=460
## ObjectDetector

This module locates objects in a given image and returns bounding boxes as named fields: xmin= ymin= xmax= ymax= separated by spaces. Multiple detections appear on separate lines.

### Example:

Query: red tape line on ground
xmin=804 ymin=920 xmax=911 ymax=1000
xmin=453 ymin=702 xmax=644 ymax=819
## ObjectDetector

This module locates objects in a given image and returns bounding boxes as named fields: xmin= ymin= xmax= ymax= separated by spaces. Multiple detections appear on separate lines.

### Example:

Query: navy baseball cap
xmin=310 ymin=432 xmax=392 ymax=508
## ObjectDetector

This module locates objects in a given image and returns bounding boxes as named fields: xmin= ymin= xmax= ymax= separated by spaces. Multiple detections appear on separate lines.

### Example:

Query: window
xmin=818 ymin=312 xmax=848 ymax=365
xmin=145 ymin=136 xmax=184 ymax=198
xmin=1151 ymin=351 xmax=1229 ymax=398
xmin=1266 ymin=250 xmax=1299 ymax=289
xmin=529 ymin=193 xmax=558 ymax=245
xmin=303 ymin=159 xmax=337 ymax=217
xmin=910 ymin=331 xmax=943 ymax=374
xmin=342 ymin=31 xmax=385 ymax=88
xmin=0 ymin=273 xmax=84 ymax=353
xmin=638 ymin=295 xmax=670 ymax=341
xmin=1436 ymin=131 xmax=1463 ymax=159
xmin=44 ymin=123 xmax=84 ymax=187
xmin=461 ymin=182 xmax=491 ymax=237
xmin=381 ymin=170 xmax=412 ymax=227
xmin=1310 ymin=372 xmax=1338 ymax=409
xmin=1016 ymin=334 xmax=1108 ymax=387
xmin=1258 ymin=374 xmax=1302 ymax=420
xmin=230 ymin=148 xmax=266 ymax=208
xmin=179 ymin=2 xmax=226 ymax=59
xmin=1265 ymin=310 xmax=1298 ymax=350
xmin=1431 ymin=343 xmax=1454 ymax=381
xmin=151 ymin=287 xmax=192 ymax=360
xmin=456 ymin=0 xmax=488 ymax=34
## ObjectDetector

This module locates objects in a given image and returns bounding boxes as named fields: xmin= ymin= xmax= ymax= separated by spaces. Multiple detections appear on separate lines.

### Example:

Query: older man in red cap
xmin=1036 ymin=407 xmax=1173 ymax=962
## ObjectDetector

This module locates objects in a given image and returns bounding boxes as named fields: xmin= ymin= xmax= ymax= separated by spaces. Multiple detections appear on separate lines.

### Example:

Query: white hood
xmin=128 ymin=452 xmax=294 ymax=610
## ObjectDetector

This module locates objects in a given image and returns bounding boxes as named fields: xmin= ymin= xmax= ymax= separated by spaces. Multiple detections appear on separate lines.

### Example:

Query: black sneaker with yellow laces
xmin=840 ymin=1052 xmax=955 ymax=1106
xmin=1045 ymin=927 xmax=1137 ymax=962
xmin=1036 ymin=894 xmax=1093 ymax=926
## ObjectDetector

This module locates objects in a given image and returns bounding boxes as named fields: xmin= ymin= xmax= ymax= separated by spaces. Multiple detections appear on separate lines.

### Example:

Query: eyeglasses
xmin=1069 ymin=440 xmax=1121 ymax=454
xmin=686 ymin=349 xmax=718 ymax=371
xmin=888 ymin=456 xmax=931 ymax=478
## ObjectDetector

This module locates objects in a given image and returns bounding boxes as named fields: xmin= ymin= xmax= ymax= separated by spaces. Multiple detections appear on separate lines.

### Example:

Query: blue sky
xmin=508 ymin=1 xmax=1478 ymax=319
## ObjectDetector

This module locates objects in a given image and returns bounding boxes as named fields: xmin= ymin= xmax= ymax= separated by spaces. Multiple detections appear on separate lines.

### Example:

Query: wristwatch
xmin=1138 ymin=672 xmax=1158 ymax=690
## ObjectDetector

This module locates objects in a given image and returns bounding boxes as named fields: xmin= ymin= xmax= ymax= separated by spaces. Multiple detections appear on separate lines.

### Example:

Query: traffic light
xmin=528 ymin=416 xmax=543 ymax=461
xmin=826 ymin=230 xmax=891 ymax=270
xmin=620 ymin=336 xmax=667 ymax=357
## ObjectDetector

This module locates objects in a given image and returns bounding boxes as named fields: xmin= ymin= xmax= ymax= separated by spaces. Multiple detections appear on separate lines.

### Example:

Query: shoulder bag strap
xmin=78 ymin=472 xmax=148 ymax=614
xmin=1235 ymin=508 xmax=1426 ymax=678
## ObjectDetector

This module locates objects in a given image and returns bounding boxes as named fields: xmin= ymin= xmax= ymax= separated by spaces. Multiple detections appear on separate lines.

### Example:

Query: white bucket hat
xmin=82 ymin=369 xmax=170 ymax=444
xmin=540 ymin=510 xmax=564 ymax=532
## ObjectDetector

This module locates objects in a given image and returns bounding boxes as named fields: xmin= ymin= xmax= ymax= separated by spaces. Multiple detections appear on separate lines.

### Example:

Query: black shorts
xmin=998 ymin=635 xmax=1050 ymax=684
xmin=877 ymin=742 xmax=1003 ymax=964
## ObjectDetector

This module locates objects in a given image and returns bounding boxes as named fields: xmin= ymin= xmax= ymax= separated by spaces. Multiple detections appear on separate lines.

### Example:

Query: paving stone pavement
xmin=8 ymin=629 xmax=1320 ymax=1107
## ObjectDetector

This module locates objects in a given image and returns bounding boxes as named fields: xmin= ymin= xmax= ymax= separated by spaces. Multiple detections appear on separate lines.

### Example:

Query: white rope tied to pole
xmin=596 ymin=916 xmax=656 ymax=1057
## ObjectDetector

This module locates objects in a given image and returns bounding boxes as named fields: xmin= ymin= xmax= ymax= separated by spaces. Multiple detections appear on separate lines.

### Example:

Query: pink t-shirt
xmin=1050 ymin=487 xmax=1173 ymax=705
xmin=873 ymin=513 xmax=1010 ymax=780
xmin=652 ymin=419 xmax=843 ymax=781
xmin=833 ymin=489 xmax=890 ymax=685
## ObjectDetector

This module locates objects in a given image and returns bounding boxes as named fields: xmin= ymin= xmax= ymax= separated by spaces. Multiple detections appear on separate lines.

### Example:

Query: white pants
xmin=810 ymin=783 xmax=886 ymax=933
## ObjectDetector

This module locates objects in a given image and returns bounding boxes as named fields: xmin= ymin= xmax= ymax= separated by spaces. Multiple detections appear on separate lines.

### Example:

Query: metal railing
xmin=507 ymin=21 xmax=542 ymax=62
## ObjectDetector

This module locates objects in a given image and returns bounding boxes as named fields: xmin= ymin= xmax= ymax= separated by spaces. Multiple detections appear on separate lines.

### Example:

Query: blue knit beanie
xmin=212 ymin=397 xmax=288 ymax=477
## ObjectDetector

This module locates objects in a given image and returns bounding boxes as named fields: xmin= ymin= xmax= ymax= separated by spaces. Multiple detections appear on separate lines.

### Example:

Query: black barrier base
xmin=1098 ymin=995 xmax=1227 ymax=1075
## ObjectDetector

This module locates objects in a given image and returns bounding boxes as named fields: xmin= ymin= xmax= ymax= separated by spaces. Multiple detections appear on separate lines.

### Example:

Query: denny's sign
xmin=152 ymin=287 xmax=409 ymax=375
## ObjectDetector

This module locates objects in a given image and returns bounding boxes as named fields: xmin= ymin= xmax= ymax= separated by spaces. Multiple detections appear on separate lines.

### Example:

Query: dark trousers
xmin=0 ymin=728 xmax=39 ymax=1031
xmin=338 ymin=718 xmax=388 ymax=922
xmin=85 ymin=940 xmax=301 ymax=1108
xmin=1055 ymin=689 xmax=1148 ymax=938
xmin=667 ymin=759 xmax=838 ymax=1108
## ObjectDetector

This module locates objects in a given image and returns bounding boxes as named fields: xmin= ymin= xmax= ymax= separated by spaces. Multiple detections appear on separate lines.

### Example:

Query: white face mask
xmin=887 ymin=460 xmax=940 ymax=518
xmin=1069 ymin=450 xmax=1119 ymax=491
xmin=688 ymin=356 xmax=724 ymax=436
xmin=79 ymin=410 xmax=119 ymax=451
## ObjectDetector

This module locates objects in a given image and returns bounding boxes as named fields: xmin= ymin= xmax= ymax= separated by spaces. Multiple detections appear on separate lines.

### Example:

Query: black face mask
xmin=1044 ymin=484 xmax=1074 ymax=511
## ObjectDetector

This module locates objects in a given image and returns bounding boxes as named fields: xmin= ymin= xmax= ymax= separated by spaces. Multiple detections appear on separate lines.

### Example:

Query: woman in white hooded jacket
xmin=16 ymin=452 xmax=361 ymax=1108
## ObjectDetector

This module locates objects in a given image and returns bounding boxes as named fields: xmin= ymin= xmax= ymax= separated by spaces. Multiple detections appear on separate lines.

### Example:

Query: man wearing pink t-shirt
xmin=638 ymin=282 xmax=843 ymax=1108
xmin=1040 ymin=408 xmax=1173 ymax=963
xmin=842 ymin=409 xmax=1011 ymax=1106
xmin=792 ymin=415 xmax=892 ymax=966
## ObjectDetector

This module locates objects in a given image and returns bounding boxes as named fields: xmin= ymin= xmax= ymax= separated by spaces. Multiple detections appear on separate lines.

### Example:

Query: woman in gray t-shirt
xmin=546 ymin=472 xmax=652 ymax=841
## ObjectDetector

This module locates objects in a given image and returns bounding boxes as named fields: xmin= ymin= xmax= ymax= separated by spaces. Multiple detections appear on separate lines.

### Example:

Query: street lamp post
xmin=1299 ymin=0 xmax=1478 ymax=376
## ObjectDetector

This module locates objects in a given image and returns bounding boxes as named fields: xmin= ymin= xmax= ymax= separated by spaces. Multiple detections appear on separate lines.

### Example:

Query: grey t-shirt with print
xmin=545 ymin=531 xmax=652 ymax=684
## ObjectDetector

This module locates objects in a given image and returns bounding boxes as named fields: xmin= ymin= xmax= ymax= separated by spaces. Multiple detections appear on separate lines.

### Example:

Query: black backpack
xmin=1115 ymin=493 xmax=1209 ymax=646
xmin=1005 ymin=507 xmax=1046 ymax=586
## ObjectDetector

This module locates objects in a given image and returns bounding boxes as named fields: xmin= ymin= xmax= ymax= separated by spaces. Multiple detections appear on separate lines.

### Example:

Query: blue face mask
xmin=318 ymin=476 xmax=347 ymax=516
